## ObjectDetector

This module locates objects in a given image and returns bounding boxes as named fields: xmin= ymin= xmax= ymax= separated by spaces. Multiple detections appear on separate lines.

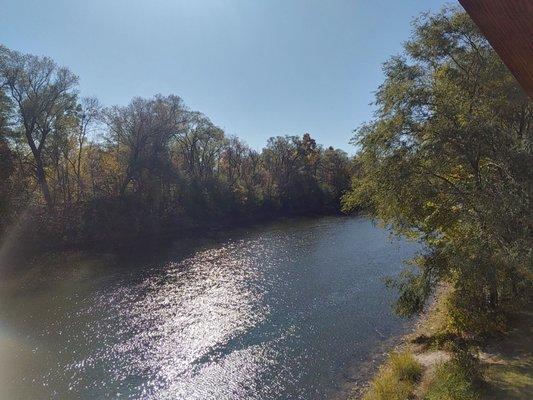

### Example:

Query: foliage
xmin=0 ymin=46 xmax=353 ymax=253
xmin=342 ymin=6 xmax=532 ymax=333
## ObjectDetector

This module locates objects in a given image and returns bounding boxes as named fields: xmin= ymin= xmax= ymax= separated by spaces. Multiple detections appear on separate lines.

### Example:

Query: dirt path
xmin=481 ymin=309 xmax=533 ymax=399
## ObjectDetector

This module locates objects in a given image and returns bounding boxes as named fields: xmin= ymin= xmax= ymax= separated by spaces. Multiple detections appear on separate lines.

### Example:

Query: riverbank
xmin=351 ymin=288 xmax=533 ymax=400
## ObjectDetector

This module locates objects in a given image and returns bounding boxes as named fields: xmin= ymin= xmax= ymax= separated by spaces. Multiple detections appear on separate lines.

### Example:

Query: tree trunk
xmin=35 ymin=155 xmax=53 ymax=208
xmin=24 ymin=127 xmax=53 ymax=209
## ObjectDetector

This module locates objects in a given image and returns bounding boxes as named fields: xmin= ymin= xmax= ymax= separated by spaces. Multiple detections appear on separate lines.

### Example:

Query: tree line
xmin=0 ymin=45 xmax=352 ymax=250
xmin=342 ymin=7 xmax=532 ymax=333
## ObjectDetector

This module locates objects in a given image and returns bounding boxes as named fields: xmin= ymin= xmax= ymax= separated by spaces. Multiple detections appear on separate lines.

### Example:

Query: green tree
xmin=342 ymin=7 xmax=532 ymax=332
xmin=0 ymin=45 xmax=78 ymax=209
xmin=319 ymin=146 xmax=351 ymax=209
xmin=0 ymin=43 xmax=354 ymax=252
xmin=104 ymin=95 xmax=185 ymax=198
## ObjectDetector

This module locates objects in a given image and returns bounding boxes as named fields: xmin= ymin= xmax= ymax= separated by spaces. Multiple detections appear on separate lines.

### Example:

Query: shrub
xmin=362 ymin=351 xmax=422 ymax=400
xmin=424 ymin=354 xmax=481 ymax=400
xmin=363 ymin=373 xmax=413 ymax=400
xmin=390 ymin=351 xmax=423 ymax=382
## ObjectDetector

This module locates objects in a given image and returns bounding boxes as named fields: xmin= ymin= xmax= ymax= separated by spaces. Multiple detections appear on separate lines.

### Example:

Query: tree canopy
xmin=0 ymin=46 xmax=353 ymax=251
xmin=342 ymin=7 xmax=532 ymax=332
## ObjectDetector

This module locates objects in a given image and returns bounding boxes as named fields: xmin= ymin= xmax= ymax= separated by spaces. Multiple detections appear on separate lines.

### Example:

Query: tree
xmin=104 ymin=95 xmax=185 ymax=198
xmin=0 ymin=88 xmax=14 ymax=231
xmin=262 ymin=136 xmax=301 ymax=210
xmin=319 ymin=147 xmax=351 ymax=208
xmin=0 ymin=43 xmax=354 ymax=252
xmin=173 ymin=112 xmax=225 ymax=184
xmin=71 ymin=97 xmax=101 ymax=201
xmin=0 ymin=45 xmax=78 ymax=208
xmin=342 ymin=7 xmax=532 ymax=332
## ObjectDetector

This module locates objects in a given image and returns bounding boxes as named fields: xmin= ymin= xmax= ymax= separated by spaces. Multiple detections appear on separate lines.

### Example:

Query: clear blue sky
xmin=0 ymin=0 xmax=452 ymax=152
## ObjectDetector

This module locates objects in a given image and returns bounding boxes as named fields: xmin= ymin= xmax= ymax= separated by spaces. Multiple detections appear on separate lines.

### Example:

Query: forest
xmin=0 ymin=47 xmax=352 ymax=252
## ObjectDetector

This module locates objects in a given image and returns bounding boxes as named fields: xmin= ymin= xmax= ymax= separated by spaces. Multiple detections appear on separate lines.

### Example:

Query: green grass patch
xmin=362 ymin=351 xmax=422 ymax=400
xmin=390 ymin=351 xmax=424 ymax=382
xmin=424 ymin=353 xmax=481 ymax=400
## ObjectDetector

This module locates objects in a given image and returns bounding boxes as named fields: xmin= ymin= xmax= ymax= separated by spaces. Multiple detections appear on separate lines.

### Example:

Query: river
xmin=0 ymin=216 xmax=421 ymax=399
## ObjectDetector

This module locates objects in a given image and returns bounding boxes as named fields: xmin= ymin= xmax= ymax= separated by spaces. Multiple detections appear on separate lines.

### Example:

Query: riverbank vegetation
xmin=0 ymin=46 xmax=352 ymax=256
xmin=362 ymin=352 xmax=422 ymax=400
xmin=343 ymin=6 xmax=532 ymax=399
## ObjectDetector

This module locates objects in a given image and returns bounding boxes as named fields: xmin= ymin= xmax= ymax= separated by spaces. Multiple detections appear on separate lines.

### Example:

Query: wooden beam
xmin=459 ymin=0 xmax=533 ymax=98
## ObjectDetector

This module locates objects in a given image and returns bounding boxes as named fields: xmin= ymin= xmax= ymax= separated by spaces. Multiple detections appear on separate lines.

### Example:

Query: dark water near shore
xmin=0 ymin=216 xmax=421 ymax=399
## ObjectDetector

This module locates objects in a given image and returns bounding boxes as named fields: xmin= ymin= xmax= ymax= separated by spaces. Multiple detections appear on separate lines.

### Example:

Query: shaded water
xmin=0 ymin=216 xmax=421 ymax=399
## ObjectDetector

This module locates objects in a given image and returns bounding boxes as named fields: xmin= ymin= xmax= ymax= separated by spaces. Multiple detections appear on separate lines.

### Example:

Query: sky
xmin=0 ymin=0 xmax=452 ymax=152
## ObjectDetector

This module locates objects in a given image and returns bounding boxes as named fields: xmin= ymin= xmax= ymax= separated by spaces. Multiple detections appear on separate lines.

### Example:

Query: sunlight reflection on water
xmin=107 ymin=241 xmax=274 ymax=399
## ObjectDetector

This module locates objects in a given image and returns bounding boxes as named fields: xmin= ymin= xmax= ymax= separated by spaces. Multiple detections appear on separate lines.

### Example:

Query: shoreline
xmin=342 ymin=287 xmax=448 ymax=399
xmin=0 ymin=211 xmax=348 ymax=273
xmin=332 ymin=327 xmax=414 ymax=399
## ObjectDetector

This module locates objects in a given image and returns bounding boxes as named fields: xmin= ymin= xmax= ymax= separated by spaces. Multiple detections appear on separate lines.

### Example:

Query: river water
xmin=0 ymin=216 xmax=421 ymax=399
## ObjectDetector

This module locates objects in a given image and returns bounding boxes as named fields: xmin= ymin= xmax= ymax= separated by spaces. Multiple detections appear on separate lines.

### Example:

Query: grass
xmin=361 ymin=351 xmax=422 ymax=400
xmin=423 ymin=355 xmax=481 ymax=400
xmin=485 ymin=362 xmax=533 ymax=398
